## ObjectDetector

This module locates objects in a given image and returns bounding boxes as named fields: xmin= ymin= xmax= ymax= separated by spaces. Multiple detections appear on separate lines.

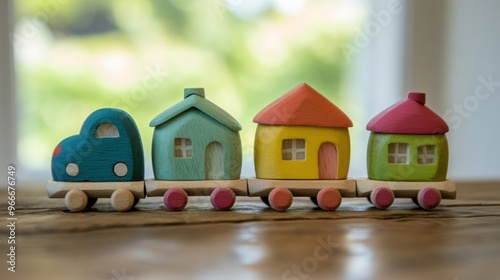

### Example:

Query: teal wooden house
xmin=150 ymin=88 xmax=242 ymax=180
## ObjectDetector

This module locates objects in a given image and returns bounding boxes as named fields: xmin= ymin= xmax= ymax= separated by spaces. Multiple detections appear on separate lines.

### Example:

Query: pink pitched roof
xmin=253 ymin=83 xmax=353 ymax=128
xmin=366 ymin=92 xmax=449 ymax=134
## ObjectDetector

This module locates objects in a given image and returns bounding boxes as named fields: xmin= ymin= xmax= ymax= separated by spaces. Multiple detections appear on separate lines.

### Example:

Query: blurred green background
xmin=14 ymin=0 xmax=366 ymax=176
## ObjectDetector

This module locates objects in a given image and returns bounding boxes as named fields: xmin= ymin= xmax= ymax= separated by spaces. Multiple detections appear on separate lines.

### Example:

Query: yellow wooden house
xmin=253 ymin=83 xmax=353 ymax=180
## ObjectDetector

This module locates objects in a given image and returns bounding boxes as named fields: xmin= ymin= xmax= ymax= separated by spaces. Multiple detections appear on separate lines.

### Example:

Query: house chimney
xmin=408 ymin=92 xmax=426 ymax=105
xmin=184 ymin=88 xmax=205 ymax=99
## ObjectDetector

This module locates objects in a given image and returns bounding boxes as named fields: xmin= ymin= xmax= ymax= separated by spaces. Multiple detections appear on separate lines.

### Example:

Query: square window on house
xmin=388 ymin=143 xmax=409 ymax=164
xmin=417 ymin=145 xmax=436 ymax=164
xmin=282 ymin=139 xmax=306 ymax=160
xmin=174 ymin=138 xmax=192 ymax=158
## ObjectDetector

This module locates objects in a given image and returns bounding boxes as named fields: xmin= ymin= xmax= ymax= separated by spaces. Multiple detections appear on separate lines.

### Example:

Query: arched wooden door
xmin=205 ymin=141 xmax=224 ymax=179
xmin=318 ymin=142 xmax=337 ymax=179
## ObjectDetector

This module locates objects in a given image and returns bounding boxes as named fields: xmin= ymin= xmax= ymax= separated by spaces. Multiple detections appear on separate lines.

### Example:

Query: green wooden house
xmin=150 ymin=88 xmax=242 ymax=180
xmin=366 ymin=92 xmax=450 ymax=181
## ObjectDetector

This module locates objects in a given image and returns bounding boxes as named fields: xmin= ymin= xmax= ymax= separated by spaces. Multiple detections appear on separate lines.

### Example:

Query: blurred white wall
xmin=444 ymin=0 xmax=500 ymax=180
xmin=403 ymin=0 xmax=500 ymax=180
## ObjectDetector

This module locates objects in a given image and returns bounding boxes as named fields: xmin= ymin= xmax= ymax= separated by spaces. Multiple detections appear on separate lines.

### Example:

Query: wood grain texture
xmin=356 ymin=178 xmax=456 ymax=199
xmin=6 ymin=217 xmax=500 ymax=280
xmin=205 ymin=141 xmax=224 ymax=179
xmin=46 ymin=180 xmax=145 ymax=198
xmin=150 ymin=89 xmax=242 ymax=180
xmin=318 ymin=142 xmax=338 ymax=179
xmin=146 ymin=179 xmax=248 ymax=196
xmin=1 ymin=182 xmax=499 ymax=280
xmin=51 ymin=108 xmax=144 ymax=182
xmin=247 ymin=178 xmax=356 ymax=197
xmin=4 ymin=182 xmax=497 ymax=233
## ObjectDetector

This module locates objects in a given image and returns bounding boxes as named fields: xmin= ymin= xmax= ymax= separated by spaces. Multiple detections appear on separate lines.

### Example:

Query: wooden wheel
xmin=370 ymin=187 xmax=394 ymax=210
xmin=163 ymin=188 xmax=188 ymax=211
xmin=316 ymin=187 xmax=342 ymax=211
xmin=417 ymin=188 xmax=442 ymax=210
xmin=210 ymin=187 xmax=236 ymax=211
xmin=268 ymin=187 xmax=293 ymax=212
xmin=111 ymin=189 xmax=135 ymax=212
xmin=64 ymin=189 xmax=88 ymax=212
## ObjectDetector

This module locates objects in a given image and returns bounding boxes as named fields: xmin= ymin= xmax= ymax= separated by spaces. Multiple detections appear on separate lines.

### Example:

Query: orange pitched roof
xmin=253 ymin=83 xmax=353 ymax=128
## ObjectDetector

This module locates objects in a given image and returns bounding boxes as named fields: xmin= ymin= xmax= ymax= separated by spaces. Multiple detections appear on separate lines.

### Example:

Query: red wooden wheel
xmin=417 ymin=188 xmax=442 ymax=210
xmin=210 ymin=187 xmax=236 ymax=211
xmin=163 ymin=188 xmax=188 ymax=211
xmin=316 ymin=187 xmax=342 ymax=211
xmin=370 ymin=187 xmax=394 ymax=210
xmin=268 ymin=187 xmax=293 ymax=212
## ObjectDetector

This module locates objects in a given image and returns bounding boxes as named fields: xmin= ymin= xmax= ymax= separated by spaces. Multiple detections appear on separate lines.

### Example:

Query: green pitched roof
xmin=149 ymin=88 xmax=242 ymax=132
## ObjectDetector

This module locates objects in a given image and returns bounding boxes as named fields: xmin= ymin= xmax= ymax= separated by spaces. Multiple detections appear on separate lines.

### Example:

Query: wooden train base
xmin=145 ymin=179 xmax=248 ymax=211
xmin=247 ymin=178 xmax=356 ymax=211
xmin=356 ymin=179 xmax=456 ymax=210
xmin=46 ymin=181 xmax=145 ymax=212
xmin=46 ymin=178 xmax=456 ymax=212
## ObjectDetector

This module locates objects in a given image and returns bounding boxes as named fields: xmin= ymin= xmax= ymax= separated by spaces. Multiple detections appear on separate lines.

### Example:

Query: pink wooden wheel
xmin=417 ymin=188 xmax=442 ymax=210
xmin=163 ymin=188 xmax=188 ymax=211
xmin=370 ymin=187 xmax=394 ymax=210
xmin=210 ymin=187 xmax=236 ymax=211
xmin=316 ymin=187 xmax=342 ymax=211
xmin=268 ymin=187 xmax=293 ymax=212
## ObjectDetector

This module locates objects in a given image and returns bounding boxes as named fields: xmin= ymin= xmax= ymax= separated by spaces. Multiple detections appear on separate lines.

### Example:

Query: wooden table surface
xmin=1 ymin=181 xmax=499 ymax=280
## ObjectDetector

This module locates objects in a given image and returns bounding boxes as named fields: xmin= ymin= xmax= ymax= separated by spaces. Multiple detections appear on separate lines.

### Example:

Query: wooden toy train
xmin=47 ymin=83 xmax=456 ymax=212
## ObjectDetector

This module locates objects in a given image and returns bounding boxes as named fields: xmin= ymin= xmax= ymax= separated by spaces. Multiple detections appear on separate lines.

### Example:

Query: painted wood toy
xmin=357 ymin=92 xmax=456 ymax=210
xmin=145 ymin=88 xmax=246 ymax=211
xmin=247 ymin=83 xmax=356 ymax=211
xmin=45 ymin=86 xmax=457 ymax=213
xmin=47 ymin=108 xmax=145 ymax=212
